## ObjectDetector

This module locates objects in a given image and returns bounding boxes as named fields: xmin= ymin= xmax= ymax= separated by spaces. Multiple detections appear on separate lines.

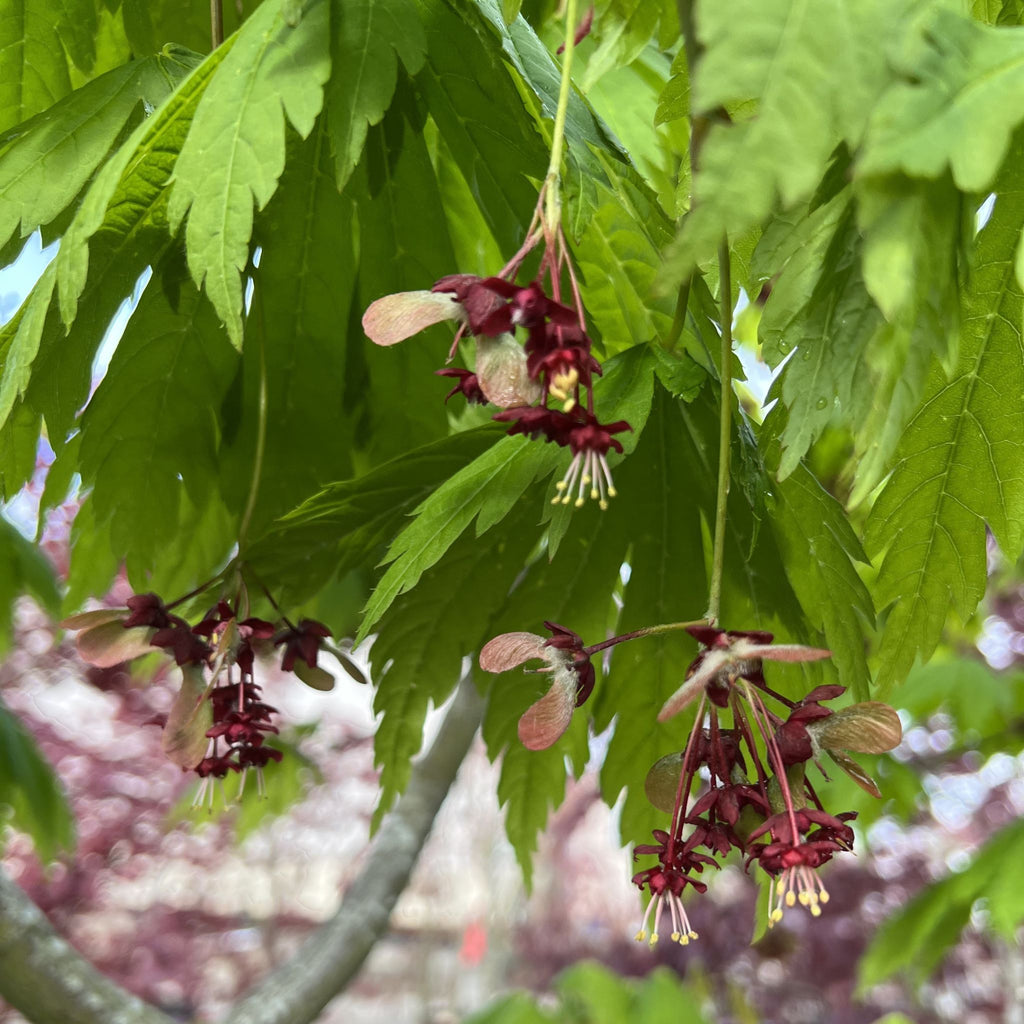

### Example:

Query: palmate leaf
xmin=353 ymin=86 xmax=457 ymax=464
xmin=122 ymin=0 xmax=261 ymax=56
xmin=356 ymin=434 xmax=562 ymax=643
xmin=217 ymin=121 xmax=356 ymax=540
xmin=576 ymin=161 xmax=675 ymax=355
xmin=326 ymin=0 xmax=426 ymax=190
xmin=0 ymin=47 xmax=197 ymax=260
xmin=580 ymin=0 xmax=664 ymax=91
xmin=15 ymin=43 xmax=231 ymax=451
xmin=413 ymin=0 xmax=544 ymax=250
xmin=0 ymin=701 xmax=74 ymax=862
xmin=28 ymin=48 xmax=230 ymax=448
xmin=167 ymin=0 xmax=330 ymax=347
xmin=247 ymin=426 xmax=504 ymax=604
xmin=0 ymin=0 xmax=99 ymax=133
xmin=865 ymin=185 xmax=1024 ymax=693
xmin=668 ymin=0 xmax=915 ymax=276
xmin=756 ymin=189 xmax=883 ymax=479
xmin=763 ymin=422 xmax=875 ymax=701
xmin=482 ymin=462 xmax=637 ymax=878
xmin=74 ymin=264 xmax=238 ymax=584
xmin=357 ymin=345 xmax=659 ymax=642
xmin=55 ymin=42 xmax=227 ymax=328
xmin=670 ymin=0 xmax=843 ymax=271
xmin=370 ymin=502 xmax=538 ymax=828
xmin=859 ymin=7 xmax=1024 ymax=194
xmin=849 ymin=174 xmax=964 ymax=503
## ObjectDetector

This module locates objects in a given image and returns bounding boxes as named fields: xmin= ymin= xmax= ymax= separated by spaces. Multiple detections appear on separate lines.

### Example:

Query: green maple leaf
xmin=0 ymin=47 xmax=196 ymax=261
xmin=167 ymin=0 xmax=330 ymax=347
xmin=866 ymin=182 xmax=1024 ymax=692
xmin=76 ymin=266 xmax=238 ymax=582
xmin=326 ymin=0 xmax=426 ymax=190
xmin=860 ymin=8 xmax=1024 ymax=193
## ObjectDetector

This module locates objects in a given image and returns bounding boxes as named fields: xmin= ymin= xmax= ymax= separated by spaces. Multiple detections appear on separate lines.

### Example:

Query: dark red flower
xmin=491 ymin=406 xmax=577 ymax=446
xmin=631 ymin=830 xmax=717 ymax=946
xmin=556 ymin=413 xmax=631 ymax=509
xmin=748 ymin=807 xmax=855 ymax=849
xmin=275 ymin=618 xmax=332 ymax=673
xmin=557 ymin=2 xmax=594 ymax=52
xmin=151 ymin=621 xmax=212 ymax=666
xmin=541 ymin=621 xmax=596 ymax=705
xmin=689 ymin=781 xmax=770 ymax=830
xmin=431 ymin=274 xmax=507 ymax=335
xmin=774 ymin=684 xmax=846 ymax=765
xmin=475 ymin=279 xmax=577 ymax=336
xmin=479 ymin=622 xmax=596 ymax=750
xmin=529 ymin=344 xmax=602 ymax=410
xmin=123 ymin=592 xmax=173 ymax=630
xmin=659 ymin=628 xmax=831 ymax=722
xmin=195 ymin=755 xmax=236 ymax=779
xmin=435 ymin=367 xmax=487 ymax=405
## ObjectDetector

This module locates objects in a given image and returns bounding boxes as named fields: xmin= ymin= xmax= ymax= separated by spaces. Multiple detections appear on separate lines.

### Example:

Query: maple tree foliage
xmin=2 ymin=0 xmax=1024 ymax=1021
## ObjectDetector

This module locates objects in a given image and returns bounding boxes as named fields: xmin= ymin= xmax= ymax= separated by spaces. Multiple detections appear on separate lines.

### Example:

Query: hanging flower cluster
xmin=361 ymin=192 xmax=631 ymax=510
xmin=63 ymin=592 xmax=344 ymax=804
xmin=480 ymin=621 xmax=903 ymax=941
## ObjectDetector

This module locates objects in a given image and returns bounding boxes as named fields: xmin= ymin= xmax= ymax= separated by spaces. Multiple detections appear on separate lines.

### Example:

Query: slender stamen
xmin=635 ymin=892 xmax=658 ymax=942
xmin=574 ymin=456 xmax=589 ymax=507
xmin=556 ymin=452 xmax=583 ymax=504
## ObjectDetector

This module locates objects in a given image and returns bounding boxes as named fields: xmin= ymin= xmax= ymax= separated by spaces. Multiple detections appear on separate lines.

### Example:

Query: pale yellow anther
xmin=770 ymin=908 xmax=783 ymax=923
xmin=574 ymin=497 xmax=585 ymax=508
xmin=799 ymin=892 xmax=811 ymax=906
xmin=785 ymin=891 xmax=796 ymax=907
xmin=561 ymin=494 xmax=571 ymax=505
xmin=607 ymin=486 xmax=617 ymax=498
xmin=635 ymin=931 xmax=647 ymax=943
xmin=590 ymin=487 xmax=599 ymax=500
xmin=649 ymin=933 xmax=659 ymax=947
xmin=582 ymin=474 xmax=591 ymax=485
xmin=555 ymin=480 xmax=567 ymax=491
xmin=690 ymin=930 xmax=699 ymax=940
xmin=819 ymin=890 xmax=830 ymax=904
xmin=599 ymin=500 xmax=608 ymax=511
xmin=551 ymin=369 xmax=578 ymax=399
xmin=811 ymin=904 xmax=822 ymax=917
xmin=671 ymin=932 xmax=681 ymax=943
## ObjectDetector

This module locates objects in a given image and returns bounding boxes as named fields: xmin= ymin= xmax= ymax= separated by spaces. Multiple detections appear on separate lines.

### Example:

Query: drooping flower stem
xmin=583 ymin=619 xmax=708 ymax=656
xmin=165 ymin=573 xmax=224 ymax=611
xmin=238 ymin=298 xmax=269 ymax=558
xmin=706 ymin=239 xmax=733 ymax=625
xmin=667 ymin=693 xmax=708 ymax=845
xmin=210 ymin=0 xmax=223 ymax=48
xmin=543 ymin=0 xmax=579 ymax=237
